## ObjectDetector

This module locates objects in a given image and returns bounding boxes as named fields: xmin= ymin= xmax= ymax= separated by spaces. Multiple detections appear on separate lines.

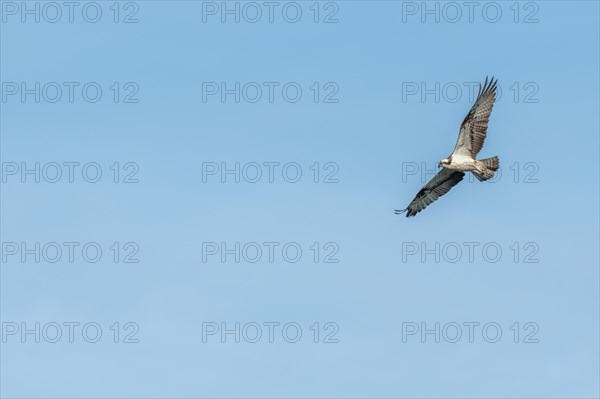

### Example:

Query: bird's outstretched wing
xmin=450 ymin=77 xmax=498 ymax=159
xmin=395 ymin=169 xmax=465 ymax=217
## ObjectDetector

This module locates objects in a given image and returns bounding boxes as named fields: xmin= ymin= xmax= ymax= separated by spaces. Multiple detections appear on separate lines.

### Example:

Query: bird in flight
xmin=395 ymin=77 xmax=500 ymax=217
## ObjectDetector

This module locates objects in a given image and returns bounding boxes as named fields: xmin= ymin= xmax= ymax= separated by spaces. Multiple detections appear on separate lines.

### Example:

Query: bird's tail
xmin=473 ymin=156 xmax=499 ymax=181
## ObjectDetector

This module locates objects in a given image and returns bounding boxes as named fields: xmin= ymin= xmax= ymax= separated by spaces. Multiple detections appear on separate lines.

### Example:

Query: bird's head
xmin=438 ymin=159 xmax=450 ymax=168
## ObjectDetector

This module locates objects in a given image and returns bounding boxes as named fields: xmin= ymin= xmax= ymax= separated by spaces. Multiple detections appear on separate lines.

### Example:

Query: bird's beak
xmin=437 ymin=162 xmax=442 ymax=169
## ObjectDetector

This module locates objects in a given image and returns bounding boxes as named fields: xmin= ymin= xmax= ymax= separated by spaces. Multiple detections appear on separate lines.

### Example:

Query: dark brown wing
xmin=395 ymin=169 xmax=465 ymax=217
xmin=451 ymin=77 xmax=498 ymax=159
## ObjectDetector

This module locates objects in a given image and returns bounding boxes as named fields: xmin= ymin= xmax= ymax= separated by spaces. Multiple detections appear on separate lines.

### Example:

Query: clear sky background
xmin=1 ymin=1 xmax=599 ymax=398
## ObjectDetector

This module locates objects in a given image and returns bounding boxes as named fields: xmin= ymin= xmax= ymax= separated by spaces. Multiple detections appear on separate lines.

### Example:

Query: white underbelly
xmin=451 ymin=154 xmax=473 ymax=163
xmin=448 ymin=155 xmax=476 ymax=170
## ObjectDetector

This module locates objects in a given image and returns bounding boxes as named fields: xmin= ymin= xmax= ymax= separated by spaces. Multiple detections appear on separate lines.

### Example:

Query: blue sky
xmin=1 ymin=1 xmax=599 ymax=398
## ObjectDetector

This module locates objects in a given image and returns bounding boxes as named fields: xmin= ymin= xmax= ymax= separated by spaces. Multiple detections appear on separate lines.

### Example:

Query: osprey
xmin=396 ymin=77 xmax=500 ymax=217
